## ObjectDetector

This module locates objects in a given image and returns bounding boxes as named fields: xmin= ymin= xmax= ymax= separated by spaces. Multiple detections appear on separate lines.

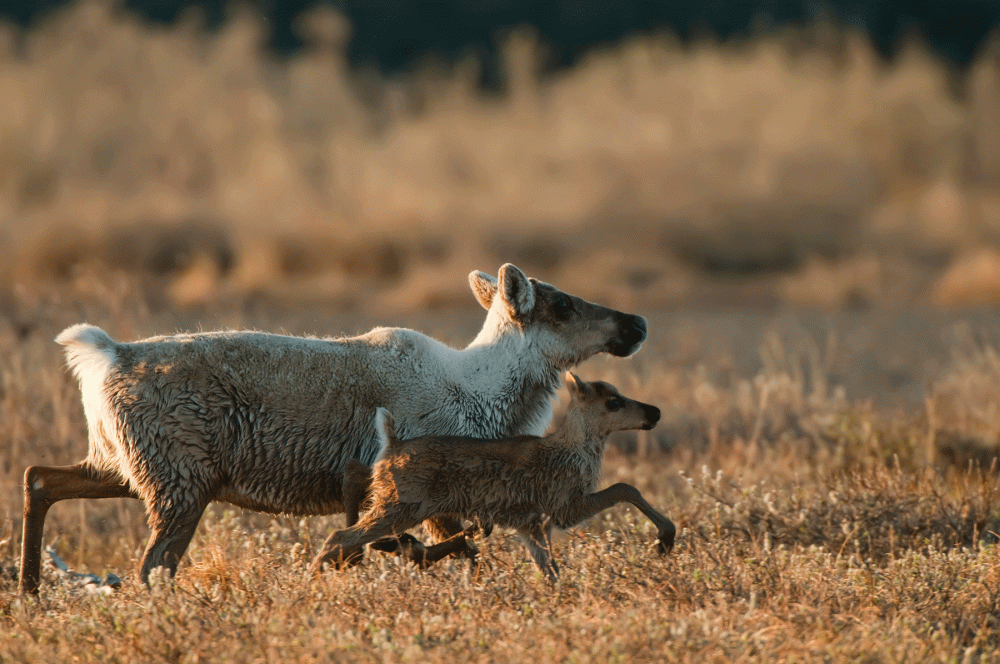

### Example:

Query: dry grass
xmin=2 ymin=3 xmax=1000 ymax=310
xmin=2 ymin=286 xmax=1000 ymax=662
xmin=3 ymin=4 xmax=1000 ymax=660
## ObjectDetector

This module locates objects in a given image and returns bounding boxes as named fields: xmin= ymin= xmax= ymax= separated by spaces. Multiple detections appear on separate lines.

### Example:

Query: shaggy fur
xmin=20 ymin=264 xmax=648 ymax=593
xmin=312 ymin=374 xmax=676 ymax=580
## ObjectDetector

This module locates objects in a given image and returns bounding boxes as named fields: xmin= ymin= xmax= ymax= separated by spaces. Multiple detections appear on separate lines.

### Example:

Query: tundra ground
xmin=2 ymin=289 xmax=1000 ymax=663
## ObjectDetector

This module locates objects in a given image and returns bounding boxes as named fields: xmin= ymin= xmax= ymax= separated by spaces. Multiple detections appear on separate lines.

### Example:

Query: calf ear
xmin=469 ymin=270 xmax=498 ymax=309
xmin=498 ymin=263 xmax=535 ymax=318
xmin=565 ymin=372 xmax=591 ymax=397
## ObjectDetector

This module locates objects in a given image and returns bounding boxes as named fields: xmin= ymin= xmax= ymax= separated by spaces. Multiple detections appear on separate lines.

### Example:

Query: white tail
xmin=55 ymin=324 xmax=117 ymax=382
xmin=372 ymin=408 xmax=396 ymax=461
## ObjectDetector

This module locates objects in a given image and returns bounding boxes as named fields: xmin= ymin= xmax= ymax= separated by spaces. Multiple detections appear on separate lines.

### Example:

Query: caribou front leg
xmin=561 ymin=483 xmax=676 ymax=553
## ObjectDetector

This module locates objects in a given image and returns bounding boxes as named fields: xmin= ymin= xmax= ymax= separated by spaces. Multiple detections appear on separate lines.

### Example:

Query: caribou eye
xmin=552 ymin=297 xmax=574 ymax=319
xmin=606 ymin=398 xmax=624 ymax=411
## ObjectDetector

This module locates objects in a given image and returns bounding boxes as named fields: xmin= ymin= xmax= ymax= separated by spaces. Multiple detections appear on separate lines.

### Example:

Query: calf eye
xmin=552 ymin=297 xmax=574 ymax=319
xmin=606 ymin=398 xmax=624 ymax=411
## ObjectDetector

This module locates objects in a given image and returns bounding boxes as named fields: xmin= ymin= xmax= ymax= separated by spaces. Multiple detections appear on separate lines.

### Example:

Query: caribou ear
xmin=497 ymin=263 xmax=535 ymax=318
xmin=469 ymin=270 xmax=498 ymax=310
xmin=564 ymin=372 xmax=591 ymax=398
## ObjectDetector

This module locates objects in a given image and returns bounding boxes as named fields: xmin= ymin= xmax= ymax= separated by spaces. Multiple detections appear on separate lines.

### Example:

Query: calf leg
xmin=423 ymin=515 xmax=480 ymax=561
xmin=517 ymin=521 xmax=558 ymax=581
xmin=310 ymin=502 xmax=424 ymax=573
xmin=369 ymin=525 xmax=478 ymax=568
xmin=19 ymin=463 xmax=137 ymax=594
xmin=341 ymin=464 xmax=474 ymax=567
xmin=562 ymin=483 xmax=676 ymax=553
xmin=422 ymin=527 xmax=479 ymax=565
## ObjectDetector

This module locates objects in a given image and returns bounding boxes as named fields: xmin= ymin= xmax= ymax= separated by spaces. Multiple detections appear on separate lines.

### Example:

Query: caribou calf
xmin=312 ymin=374 xmax=675 ymax=580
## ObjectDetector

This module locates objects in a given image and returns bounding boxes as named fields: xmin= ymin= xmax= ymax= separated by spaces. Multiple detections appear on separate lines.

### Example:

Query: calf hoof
xmin=371 ymin=534 xmax=434 ymax=568
xmin=657 ymin=523 xmax=676 ymax=554
xmin=451 ymin=538 xmax=480 ymax=561
xmin=370 ymin=536 xmax=409 ymax=554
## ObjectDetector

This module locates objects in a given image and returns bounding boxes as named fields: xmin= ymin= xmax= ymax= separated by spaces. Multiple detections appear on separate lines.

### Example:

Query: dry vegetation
xmin=3 ymin=2 xmax=1000 ymax=661
xmin=2 ymin=289 xmax=1000 ymax=662
xmin=2 ymin=2 xmax=1000 ymax=310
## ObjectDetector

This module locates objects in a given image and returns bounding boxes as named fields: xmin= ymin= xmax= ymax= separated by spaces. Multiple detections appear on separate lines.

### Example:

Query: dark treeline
xmin=2 ymin=0 xmax=998 ymax=83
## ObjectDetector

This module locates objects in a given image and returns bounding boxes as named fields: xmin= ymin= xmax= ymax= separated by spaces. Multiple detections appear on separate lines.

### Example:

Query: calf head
xmin=469 ymin=264 xmax=648 ymax=366
xmin=565 ymin=372 xmax=661 ymax=436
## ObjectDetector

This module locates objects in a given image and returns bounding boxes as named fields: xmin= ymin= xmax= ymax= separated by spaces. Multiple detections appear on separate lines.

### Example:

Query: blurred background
xmin=0 ymin=0 xmax=999 ymax=313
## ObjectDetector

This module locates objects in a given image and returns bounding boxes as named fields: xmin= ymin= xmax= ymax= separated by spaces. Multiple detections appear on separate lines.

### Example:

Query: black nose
xmin=623 ymin=315 xmax=647 ymax=345
xmin=610 ymin=314 xmax=648 ymax=357
xmin=643 ymin=404 xmax=661 ymax=427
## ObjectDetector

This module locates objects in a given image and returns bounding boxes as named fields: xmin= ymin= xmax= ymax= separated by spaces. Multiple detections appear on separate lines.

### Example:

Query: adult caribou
xmin=20 ymin=263 xmax=648 ymax=593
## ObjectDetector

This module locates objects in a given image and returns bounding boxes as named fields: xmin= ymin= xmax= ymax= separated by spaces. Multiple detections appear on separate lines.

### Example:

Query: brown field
xmin=3 ymin=288 xmax=1000 ymax=662
xmin=3 ymin=2 xmax=1000 ymax=662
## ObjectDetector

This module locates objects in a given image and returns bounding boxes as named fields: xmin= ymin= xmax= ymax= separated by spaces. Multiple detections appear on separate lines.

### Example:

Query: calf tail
xmin=373 ymin=407 xmax=400 ymax=461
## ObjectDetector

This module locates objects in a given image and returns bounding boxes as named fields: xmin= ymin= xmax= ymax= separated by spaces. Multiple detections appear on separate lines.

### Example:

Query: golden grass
xmin=2 ymin=3 xmax=1000 ymax=310
xmin=2 ymin=285 xmax=1000 ymax=662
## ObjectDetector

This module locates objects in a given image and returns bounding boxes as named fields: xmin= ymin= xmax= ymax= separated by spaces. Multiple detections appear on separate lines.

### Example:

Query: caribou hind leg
xmin=20 ymin=463 xmax=138 ymax=594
